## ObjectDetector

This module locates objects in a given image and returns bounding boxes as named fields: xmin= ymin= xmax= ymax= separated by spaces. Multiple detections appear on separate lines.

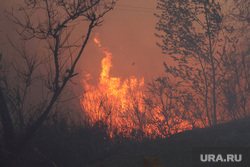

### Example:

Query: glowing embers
xmin=81 ymin=37 xmax=192 ymax=139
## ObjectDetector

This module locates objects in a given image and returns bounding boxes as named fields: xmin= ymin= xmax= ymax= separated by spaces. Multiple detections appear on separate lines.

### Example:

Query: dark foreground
xmin=1 ymin=117 xmax=250 ymax=167
xmin=89 ymin=117 xmax=250 ymax=167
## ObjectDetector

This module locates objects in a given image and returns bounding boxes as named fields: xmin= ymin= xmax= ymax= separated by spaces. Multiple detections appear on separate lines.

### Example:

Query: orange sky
xmin=78 ymin=0 xmax=167 ymax=84
xmin=0 ymin=0 xmax=167 ymax=85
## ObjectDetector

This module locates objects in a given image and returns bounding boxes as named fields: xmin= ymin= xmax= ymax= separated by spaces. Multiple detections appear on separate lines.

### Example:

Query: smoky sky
xmin=0 ymin=0 xmax=168 ymax=87
xmin=79 ymin=0 xmax=167 ymax=83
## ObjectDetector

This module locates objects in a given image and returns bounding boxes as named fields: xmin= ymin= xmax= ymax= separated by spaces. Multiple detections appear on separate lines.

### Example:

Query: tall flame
xmin=81 ymin=37 xmax=192 ymax=139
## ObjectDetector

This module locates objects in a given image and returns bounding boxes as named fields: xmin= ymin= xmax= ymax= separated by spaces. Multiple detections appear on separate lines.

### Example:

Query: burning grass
xmin=80 ymin=37 xmax=192 ymax=139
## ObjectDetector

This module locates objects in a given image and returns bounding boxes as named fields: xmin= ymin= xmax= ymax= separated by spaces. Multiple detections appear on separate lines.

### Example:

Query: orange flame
xmin=81 ymin=37 xmax=192 ymax=139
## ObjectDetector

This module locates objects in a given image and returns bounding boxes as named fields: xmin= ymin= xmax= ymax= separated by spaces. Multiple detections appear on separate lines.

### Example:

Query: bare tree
xmin=145 ymin=77 xmax=194 ymax=137
xmin=154 ymin=0 xmax=249 ymax=126
xmin=0 ymin=0 xmax=115 ymax=165
xmin=219 ymin=42 xmax=250 ymax=120
xmin=224 ymin=0 xmax=249 ymax=39
xmin=217 ymin=0 xmax=249 ymax=121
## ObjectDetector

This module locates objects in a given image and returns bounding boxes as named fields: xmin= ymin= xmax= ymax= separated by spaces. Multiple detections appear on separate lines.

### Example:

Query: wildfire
xmin=81 ymin=37 xmax=192 ymax=139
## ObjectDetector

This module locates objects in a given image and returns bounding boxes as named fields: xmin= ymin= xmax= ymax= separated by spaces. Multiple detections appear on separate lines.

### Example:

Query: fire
xmin=81 ymin=37 xmax=192 ymax=139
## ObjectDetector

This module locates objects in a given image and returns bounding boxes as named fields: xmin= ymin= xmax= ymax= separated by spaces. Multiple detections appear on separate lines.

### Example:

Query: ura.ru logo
xmin=200 ymin=154 xmax=242 ymax=162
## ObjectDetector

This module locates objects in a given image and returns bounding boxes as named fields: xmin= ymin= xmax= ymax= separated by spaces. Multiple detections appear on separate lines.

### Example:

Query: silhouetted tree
xmin=225 ymin=0 xmax=249 ymax=39
xmin=145 ymin=77 xmax=194 ymax=135
xmin=0 ymin=0 xmax=115 ymax=166
xmin=154 ymin=0 xmax=249 ymax=125
xmin=221 ymin=0 xmax=249 ymax=118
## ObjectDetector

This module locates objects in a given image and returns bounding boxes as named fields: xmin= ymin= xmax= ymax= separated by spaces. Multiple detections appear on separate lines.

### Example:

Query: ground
xmin=88 ymin=117 xmax=250 ymax=167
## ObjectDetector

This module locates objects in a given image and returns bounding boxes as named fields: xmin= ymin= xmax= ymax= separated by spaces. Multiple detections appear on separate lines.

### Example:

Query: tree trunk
xmin=204 ymin=1 xmax=217 ymax=125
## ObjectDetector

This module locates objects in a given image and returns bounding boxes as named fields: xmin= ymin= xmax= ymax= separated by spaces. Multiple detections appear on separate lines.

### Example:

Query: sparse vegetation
xmin=0 ymin=0 xmax=249 ymax=167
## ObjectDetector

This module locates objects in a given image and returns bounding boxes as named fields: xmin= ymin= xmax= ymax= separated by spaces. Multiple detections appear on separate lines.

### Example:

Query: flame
xmin=81 ymin=37 xmax=193 ymax=139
